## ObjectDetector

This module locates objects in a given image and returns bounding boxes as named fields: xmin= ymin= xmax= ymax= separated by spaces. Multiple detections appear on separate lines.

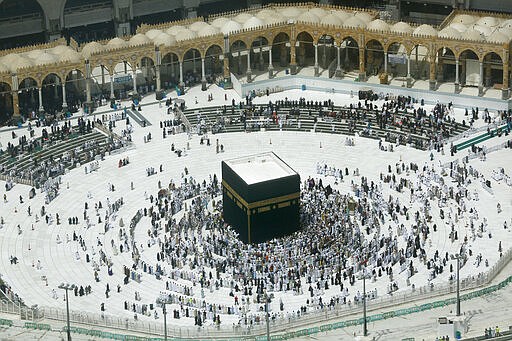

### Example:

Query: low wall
xmin=239 ymin=75 xmax=511 ymax=111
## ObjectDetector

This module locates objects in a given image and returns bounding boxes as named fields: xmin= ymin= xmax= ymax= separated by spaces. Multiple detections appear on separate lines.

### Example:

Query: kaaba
xmin=222 ymin=152 xmax=300 ymax=244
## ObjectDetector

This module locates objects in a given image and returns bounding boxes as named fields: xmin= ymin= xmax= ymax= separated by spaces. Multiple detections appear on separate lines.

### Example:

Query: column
xmin=110 ymin=72 xmax=115 ymax=99
xmin=62 ymin=80 xmax=67 ymax=110
xmin=358 ymin=47 xmax=366 ymax=82
xmin=314 ymin=44 xmax=319 ymax=77
xmin=201 ymin=58 xmax=207 ymax=91
xmin=132 ymin=68 xmax=138 ymax=94
xmin=85 ymin=78 xmax=91 ymax=103
xmin=478 ymin=61 xmax=483 ymax=96
xmin=502 ymin=60 xmax=509 ymax=100
xmin=429 ymin=59 xmax=436 ymax=91
xmin=454 ymin=58 xmax=460 ymax=93
xmin=38 ymin=87 xmax=44 ymax=112
xmin=179 ymin=60 xmax=184 ymax=88
xmin=290 ymin=40 xmax=297 ymax=75
xmin=406 ymin=54 xmax=412 ymax=88
xmin=246 ymin=49 xmax=252 ymax=83
xmin=268 ymin=48 xmax=273 ymax=78
xmin=335 ymin=44 xmax=342 ymax=78
xmin=101 ymin=66 xmax=105 ymax=91
xmin=170 ymin=55 xmax=175 ymax=79
xmin=12 ymin=91 xmax=20 ymax=118
xmin=384 ymin=52 xmax=388 ymax=74
xmin=156 ymin=65 xmax=161 ymax=93
xmin=223 ymin=55 xmax=230 ymax=79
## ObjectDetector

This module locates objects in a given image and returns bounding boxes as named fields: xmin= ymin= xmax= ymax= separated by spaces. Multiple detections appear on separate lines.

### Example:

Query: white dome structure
xmin=264 ymin=14 xmax=286 ymax=26
xmin=129 ymin=33 xmax=151 ymax=46
xmin=452 ymin=14 xmax=476 ymax=25
xmin=24 ymin=49 xmax=45 ymax=60
xmin=391 ymin=21 xmax=413 ymax=34
xmin=296 ymin=11 xmax=320 ymax=24
xmin=499 ymin=27 xmax=512 ymax=39
xmin=3 ymin=55 xmax=33 ymax=72
xmin=343 ymin=16 xmax=365 ymax=28
xmin=487 ymin=31 xmax=510 ymax=43
xmin=243 ymin=16 xmax=265 ymax=30
xmin=152 ymin=32 xmax=176 ymax=47
xmin=81 ymin=41 xmax=103 ymax=58
xmin=59 ymin=49 xmax=82 ymax=63
xmin=280 ymin=7 xmax=303 ymax=19
xmin=354 ymin=12 xmax=373 ymax=24
xmin=210 ymin=17 xmax=229 ymax=29
xmin=320 ymin=13 xmax=343 ymax=26
xmin=449 ymin=23 xmax=467 ymax=33
xmin=189 ymin=21 xmax=210 ymax=32
xmin=461 ymin=28 xmax=484 ymax=41
xmin=32 ymin=51 xmax=58 ymax=65
xmin=438 ymin=27 xmax=461 ymax=39
xmin=500 ymin=19 xmax=512 ymax=30
xmin=220 ymin=20 xmax=242 ymax=35
xmin=197 ymin=25 xmax=219 ymax=37
xmin=309 ymin=7 xmax=328 ymax=19
xmin=51 ymin=45 xmax=73 ymax=55
xmin=367 ymin=19 xmax=390 ymax=32
xmin=107 ymin=37 xmax=128 ymax=48
xmin=174 ymin=28 xmax=197 ymax=41
xmin=472 ymin=24 xmax=491 ymax=37
xmin=0 ymin=62 xmax=9 ymax=73
xmin=166 ymin=25 xmax=186 ymax=35
xmin=256 ymin=9 xmax=275 ymax=20
xmin=413 ymin=24 xmax=438 ymax=37
xmin=332 ymin=10 xmax=350 ymax=22
xmin=234 ymin=13 xmax=253 ymax=24
xmin=145 ymin=29 xmax=162 ymax=40
xmin=476 ymin=16 xmax=499 ymax=27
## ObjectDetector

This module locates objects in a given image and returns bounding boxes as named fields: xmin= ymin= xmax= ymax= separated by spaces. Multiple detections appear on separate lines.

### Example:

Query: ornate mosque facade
xmin=0 ymin=2 xmax=511 ymax=121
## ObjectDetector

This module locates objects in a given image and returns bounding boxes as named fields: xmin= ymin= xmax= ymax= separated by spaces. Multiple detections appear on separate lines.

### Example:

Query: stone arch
xmin=41 ymin=73 xmax=63 ymax=114
xmin=18 ymin=77 xmax=39 ymax=116
xmin=161 ymin=52 xmax=180 ymax=89
xmin=458 ymin=49 xmax=479 ymax=87
xmin=205 ymin=44 xmax=223 ymax=81
xmin=338 ymin=36 xmax=359 ymax=74
xmin=250 ymin=36 xmax=270 ymax=72
xmin=436 ymin=47 xmax=456 ymax=85
xmin=410 ymin=44 xmax=429 ymax=81
xmin=317 ymin=34 xmax=335 ymax=71
xmin=0 ymin=82 xmax=13 ymax=124
xmin=90 ymin=65 xmax=111 ymax=97
xmin=138 ymin=56 xmax=156 ymax=91
xmin=386 ymin=42 xmax=409 ymax=81
xmin=183 ymin=48 xmax=202 ymax=86
xmin=482 ymin=52 xmax=503 ymax=89
xmin=365 ymin=39 xmax=385 ymax=77
xmin=230 ymin=40 xmax=248 ymax=76
xmin=296 ymin=31 xmax=314 ymax=68
xmin=272 ymin=32 xmax=290 ymax=68
xmin=65 ymin=69 xmax=86 ymax=108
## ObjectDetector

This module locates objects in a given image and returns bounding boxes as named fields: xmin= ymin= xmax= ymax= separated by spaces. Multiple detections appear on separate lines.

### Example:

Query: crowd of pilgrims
xmin=2 ymin=95 xmax=510 ymax=331
xmin=0 ymin=117 xmax=127 ymax=188
xmin=42 ymin=152 xmax=500 ymax=330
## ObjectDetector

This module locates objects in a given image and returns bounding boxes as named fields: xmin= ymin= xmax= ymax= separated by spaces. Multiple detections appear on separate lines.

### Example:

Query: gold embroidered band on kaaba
xmin=222 ymin=180 xmax=300 ymax=214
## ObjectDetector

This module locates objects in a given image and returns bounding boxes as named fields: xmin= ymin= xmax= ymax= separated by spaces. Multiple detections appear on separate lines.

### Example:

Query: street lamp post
xmin=58 ymin=283 xmax=76 ymax=341
xmin=363 ymin=270 xmax=368 ymax=337
xmin=264 ymin=291 xmax=270 ymax=341
xmin=156 ymin=298 xmax=170 ymax=341
xmin=451 ymin=254 xmax=461 ymax=316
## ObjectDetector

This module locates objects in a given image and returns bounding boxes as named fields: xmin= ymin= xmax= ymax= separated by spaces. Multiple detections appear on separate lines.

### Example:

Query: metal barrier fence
xmin=6 ymin=247 xmax=505 ymax=340
xmin=6 ymin=269 xmax=512 ymax=341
